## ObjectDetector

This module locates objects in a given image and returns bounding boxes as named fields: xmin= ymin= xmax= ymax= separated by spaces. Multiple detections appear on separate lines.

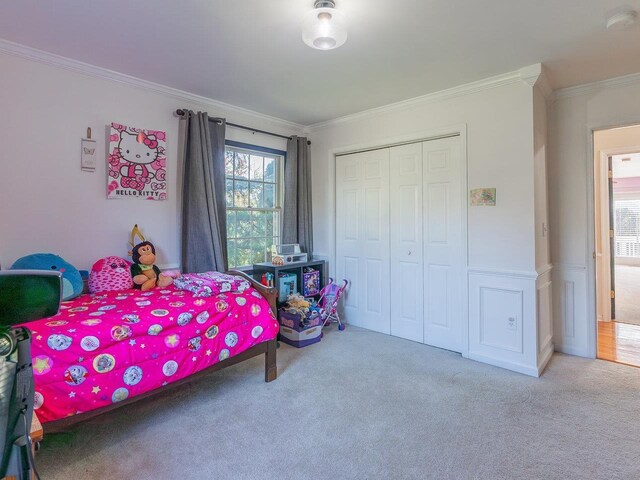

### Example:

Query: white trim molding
xmin=0 ymin=38 xmax=304 ymax=131
xmin=553 ymin=71 xmax=640 ymax=101
xmin=519 ymin=63 xmax=552 ymax=99
xmin=467 ymin=267 xmax=539 ymax=280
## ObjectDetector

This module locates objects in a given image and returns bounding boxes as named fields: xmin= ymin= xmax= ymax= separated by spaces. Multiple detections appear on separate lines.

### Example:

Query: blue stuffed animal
xmin=11 ymin=253 xmax=83 ymax=300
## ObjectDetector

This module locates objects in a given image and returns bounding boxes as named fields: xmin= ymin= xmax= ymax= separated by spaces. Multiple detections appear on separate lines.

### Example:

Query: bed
xmin=21 ymin=271 xmax=279 ymax=432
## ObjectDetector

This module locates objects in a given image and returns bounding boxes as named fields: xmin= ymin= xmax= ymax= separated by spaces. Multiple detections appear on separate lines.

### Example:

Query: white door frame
xmin=587 ymin=123 xmax=640 ymax=358
xmin=594 ymin=144 xmax=640 ymax=323
xmin=329 ymin=123 xmax=469 ymax=357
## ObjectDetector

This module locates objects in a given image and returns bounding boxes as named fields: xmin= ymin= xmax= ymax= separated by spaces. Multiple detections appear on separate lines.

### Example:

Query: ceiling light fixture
xmin=606 ymin=10 xmax=638 ymax=30
xmin=302 ymin=0 xmax=347 ymax=50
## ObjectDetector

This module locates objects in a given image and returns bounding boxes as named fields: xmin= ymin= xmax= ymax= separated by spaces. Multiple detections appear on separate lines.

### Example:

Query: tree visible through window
xmin=225 ymin=145 xmax=282 ymax=268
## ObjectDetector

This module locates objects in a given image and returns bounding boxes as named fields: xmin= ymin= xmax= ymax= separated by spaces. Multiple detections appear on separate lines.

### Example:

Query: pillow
xmin=89 ymin=256 xmax=133 ymax=294
xmin=11 ymin=253 xmax=83 ymax=300
xmin=173 ymin=272 xmax=251 ymax=298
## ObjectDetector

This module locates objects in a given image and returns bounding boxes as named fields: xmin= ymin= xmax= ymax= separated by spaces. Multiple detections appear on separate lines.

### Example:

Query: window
xmin=225 ymin=143 xmax=284 ymax=268
xmin=615 ymin=198 xmax=640 ymax=258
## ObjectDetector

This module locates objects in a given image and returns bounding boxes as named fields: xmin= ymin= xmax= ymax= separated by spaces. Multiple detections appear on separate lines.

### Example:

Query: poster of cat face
xmin=107 ymin=123 xmax=167 ymax=200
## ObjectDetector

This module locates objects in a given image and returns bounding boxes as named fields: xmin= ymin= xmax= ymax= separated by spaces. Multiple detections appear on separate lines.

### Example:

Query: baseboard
xmin=467 ymin=352 xmax=540 ymax=377
xmin=553 ymin=343 xmax=593 ymax=358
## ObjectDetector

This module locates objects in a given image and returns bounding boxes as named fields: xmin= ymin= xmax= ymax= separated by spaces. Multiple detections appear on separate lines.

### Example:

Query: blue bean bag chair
xmin=11 ymin=253 xmax=83 ymax=300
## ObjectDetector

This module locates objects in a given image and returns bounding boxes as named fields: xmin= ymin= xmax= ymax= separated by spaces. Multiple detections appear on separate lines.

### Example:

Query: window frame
xmin=614 ymin=191 xmax=640 ymax=259
xmin=224 ymin=141 xmax=286 ymax=269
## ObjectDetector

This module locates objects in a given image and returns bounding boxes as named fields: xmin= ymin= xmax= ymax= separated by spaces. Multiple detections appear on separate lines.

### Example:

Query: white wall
xmin=534 ymin=84 xmax=551 ymax=271
xmin=549 ymin=74 xmax=640 ymax=357
xmin=307 ymin=66 xmax=552 ymax=375
xmin=0 ymin=50 xmax=302 ymax=270
xmin=308 ymin=78 xmax=537 ymax=273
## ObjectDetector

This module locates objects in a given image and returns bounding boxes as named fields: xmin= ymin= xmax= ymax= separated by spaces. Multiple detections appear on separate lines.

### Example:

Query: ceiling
xmin=2 ymin=0 xmax=640 ymax=125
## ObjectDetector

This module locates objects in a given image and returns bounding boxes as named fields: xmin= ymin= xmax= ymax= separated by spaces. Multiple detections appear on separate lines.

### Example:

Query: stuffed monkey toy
xmin=129 ymin=225 xmax=174 ymax=291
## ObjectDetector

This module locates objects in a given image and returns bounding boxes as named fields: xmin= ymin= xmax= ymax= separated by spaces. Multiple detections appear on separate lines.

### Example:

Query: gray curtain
xmin=282 ymin=136 xmax=313 ymax=254
xmin=181 ymin=111 xmax=228 ymax=273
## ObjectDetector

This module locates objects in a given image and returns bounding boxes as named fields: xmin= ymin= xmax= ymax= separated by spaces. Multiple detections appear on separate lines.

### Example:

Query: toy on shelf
xmin=302 ymin=267 xmax=320 ymax=296
xmin=317 ymin=278 xmax=349 ymax=331
xmin=261 ymin=272 xmax=275 ymax=287
xmin=277 ymin=272 xmax=297 ymax=303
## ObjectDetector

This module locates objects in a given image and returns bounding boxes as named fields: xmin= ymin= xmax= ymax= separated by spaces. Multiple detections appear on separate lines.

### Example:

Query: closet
xmin=336 ymin=136 xmax=464 ymax=352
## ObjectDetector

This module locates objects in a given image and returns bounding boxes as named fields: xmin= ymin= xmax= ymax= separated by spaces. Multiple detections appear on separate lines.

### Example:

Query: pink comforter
xmin=21 ymin=285 xmax=279 ymax=423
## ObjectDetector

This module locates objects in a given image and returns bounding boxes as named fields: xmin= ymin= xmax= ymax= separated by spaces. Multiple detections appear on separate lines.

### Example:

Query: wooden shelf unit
xmin=251 ymin=260 xmax=327 ymax=307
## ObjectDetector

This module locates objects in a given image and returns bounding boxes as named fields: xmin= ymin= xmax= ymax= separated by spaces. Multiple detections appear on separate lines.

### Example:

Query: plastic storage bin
xmin=278 ymin=309 xmax=322 ymax=348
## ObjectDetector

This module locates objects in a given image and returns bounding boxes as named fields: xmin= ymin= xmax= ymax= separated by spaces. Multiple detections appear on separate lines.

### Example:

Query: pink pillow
xmin=89 ymin=256 xmax=133 ymax=294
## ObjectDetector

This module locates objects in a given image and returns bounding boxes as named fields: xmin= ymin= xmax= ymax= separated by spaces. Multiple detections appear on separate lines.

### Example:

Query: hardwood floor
xmin=598 ymin=321 xmax=640 ymax=367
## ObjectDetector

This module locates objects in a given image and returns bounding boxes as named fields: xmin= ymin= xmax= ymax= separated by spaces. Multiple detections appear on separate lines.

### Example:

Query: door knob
xmin=408 ymin=250 xmax=412 ymax=256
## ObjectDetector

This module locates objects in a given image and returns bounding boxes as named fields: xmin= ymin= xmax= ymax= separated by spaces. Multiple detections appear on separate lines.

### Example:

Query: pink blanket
xmin=21 ymin=285 xmax=278 ymax=423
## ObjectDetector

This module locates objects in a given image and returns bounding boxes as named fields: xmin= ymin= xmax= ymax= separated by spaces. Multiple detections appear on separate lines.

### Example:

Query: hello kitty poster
xmin=107 ymin=123 xmax=167 ymax=200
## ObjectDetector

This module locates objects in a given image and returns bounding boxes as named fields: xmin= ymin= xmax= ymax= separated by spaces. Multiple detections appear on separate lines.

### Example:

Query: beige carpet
xmin=36 ymin=327 xmax=640 ymax=480
xmin=615 ymin=265 xmax=640 ymax=326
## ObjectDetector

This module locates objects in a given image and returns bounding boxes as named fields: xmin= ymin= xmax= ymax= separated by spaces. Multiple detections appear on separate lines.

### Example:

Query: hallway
xmin=614 ymin=264 xmax=640 ymax=326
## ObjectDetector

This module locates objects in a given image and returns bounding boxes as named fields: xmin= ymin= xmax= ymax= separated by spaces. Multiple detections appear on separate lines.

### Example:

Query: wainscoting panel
xmin=478 ymin=286 xmax=523 ymax=353
xmin=552 ymin=264 xmax=590 ymax=357
xmin=469 ymin=270 xmax=540 ymax=376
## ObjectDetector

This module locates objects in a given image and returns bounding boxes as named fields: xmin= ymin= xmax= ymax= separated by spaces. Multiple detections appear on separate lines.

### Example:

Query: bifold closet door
xmin=422 ymin=136 xmax=463 ymax=353
xmin=336 ymin=148 xmax=391 ymax=334
xmin=390 ymin=143 xmax=424 ymax=342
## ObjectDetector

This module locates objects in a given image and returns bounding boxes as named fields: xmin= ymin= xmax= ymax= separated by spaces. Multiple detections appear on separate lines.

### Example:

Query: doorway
xmin=594 ymin=125 xmax=640 ymax=367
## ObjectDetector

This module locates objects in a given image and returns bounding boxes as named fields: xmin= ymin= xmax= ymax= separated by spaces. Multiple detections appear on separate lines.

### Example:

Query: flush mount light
xmin=606 ymin=10 xmax=638 ymax=30
xmin=302 ymin=0 xmax=347 ymax=50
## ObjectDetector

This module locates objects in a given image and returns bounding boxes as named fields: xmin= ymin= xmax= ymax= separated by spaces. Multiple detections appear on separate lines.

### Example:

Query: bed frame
xmin=44 ymin=270 xmax=278 ymax=433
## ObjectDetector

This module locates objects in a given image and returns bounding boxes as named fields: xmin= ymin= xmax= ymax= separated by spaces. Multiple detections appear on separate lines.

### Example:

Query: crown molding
xmin=0 ymin=38 xmax=304 ymax=131
xmin=518 ymin=63 xmax=543 ymax=87
xmin=307 ymin=65 xmax=544 ymax=130
xmin=553 ymin=71 xmax=640 ymax=101
xmin=518 ymin=63 xmax=552 ymax=99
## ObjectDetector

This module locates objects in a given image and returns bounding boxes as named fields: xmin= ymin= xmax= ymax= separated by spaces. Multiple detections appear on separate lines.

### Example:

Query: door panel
xmin=390 ymin=143 xmax=424 ymax=342
xmin=423 ymin=137 xmax=464 ymax=352
xmin=336 ymin=149 xmax=390 ymax=334
xmin=427 ymin=264 xmax=449 ymax=327
xmin=337 ymin=136 xmax=464 ymax=351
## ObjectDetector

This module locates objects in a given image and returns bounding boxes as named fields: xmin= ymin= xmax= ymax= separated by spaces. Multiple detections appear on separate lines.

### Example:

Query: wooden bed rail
xmin=44 ymin=339 xmax=278 ymax=433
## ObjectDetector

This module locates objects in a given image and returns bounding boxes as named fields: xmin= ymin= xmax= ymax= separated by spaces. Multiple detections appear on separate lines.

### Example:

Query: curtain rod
xmin=175 ymin=109 xmax=310 ymax=145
